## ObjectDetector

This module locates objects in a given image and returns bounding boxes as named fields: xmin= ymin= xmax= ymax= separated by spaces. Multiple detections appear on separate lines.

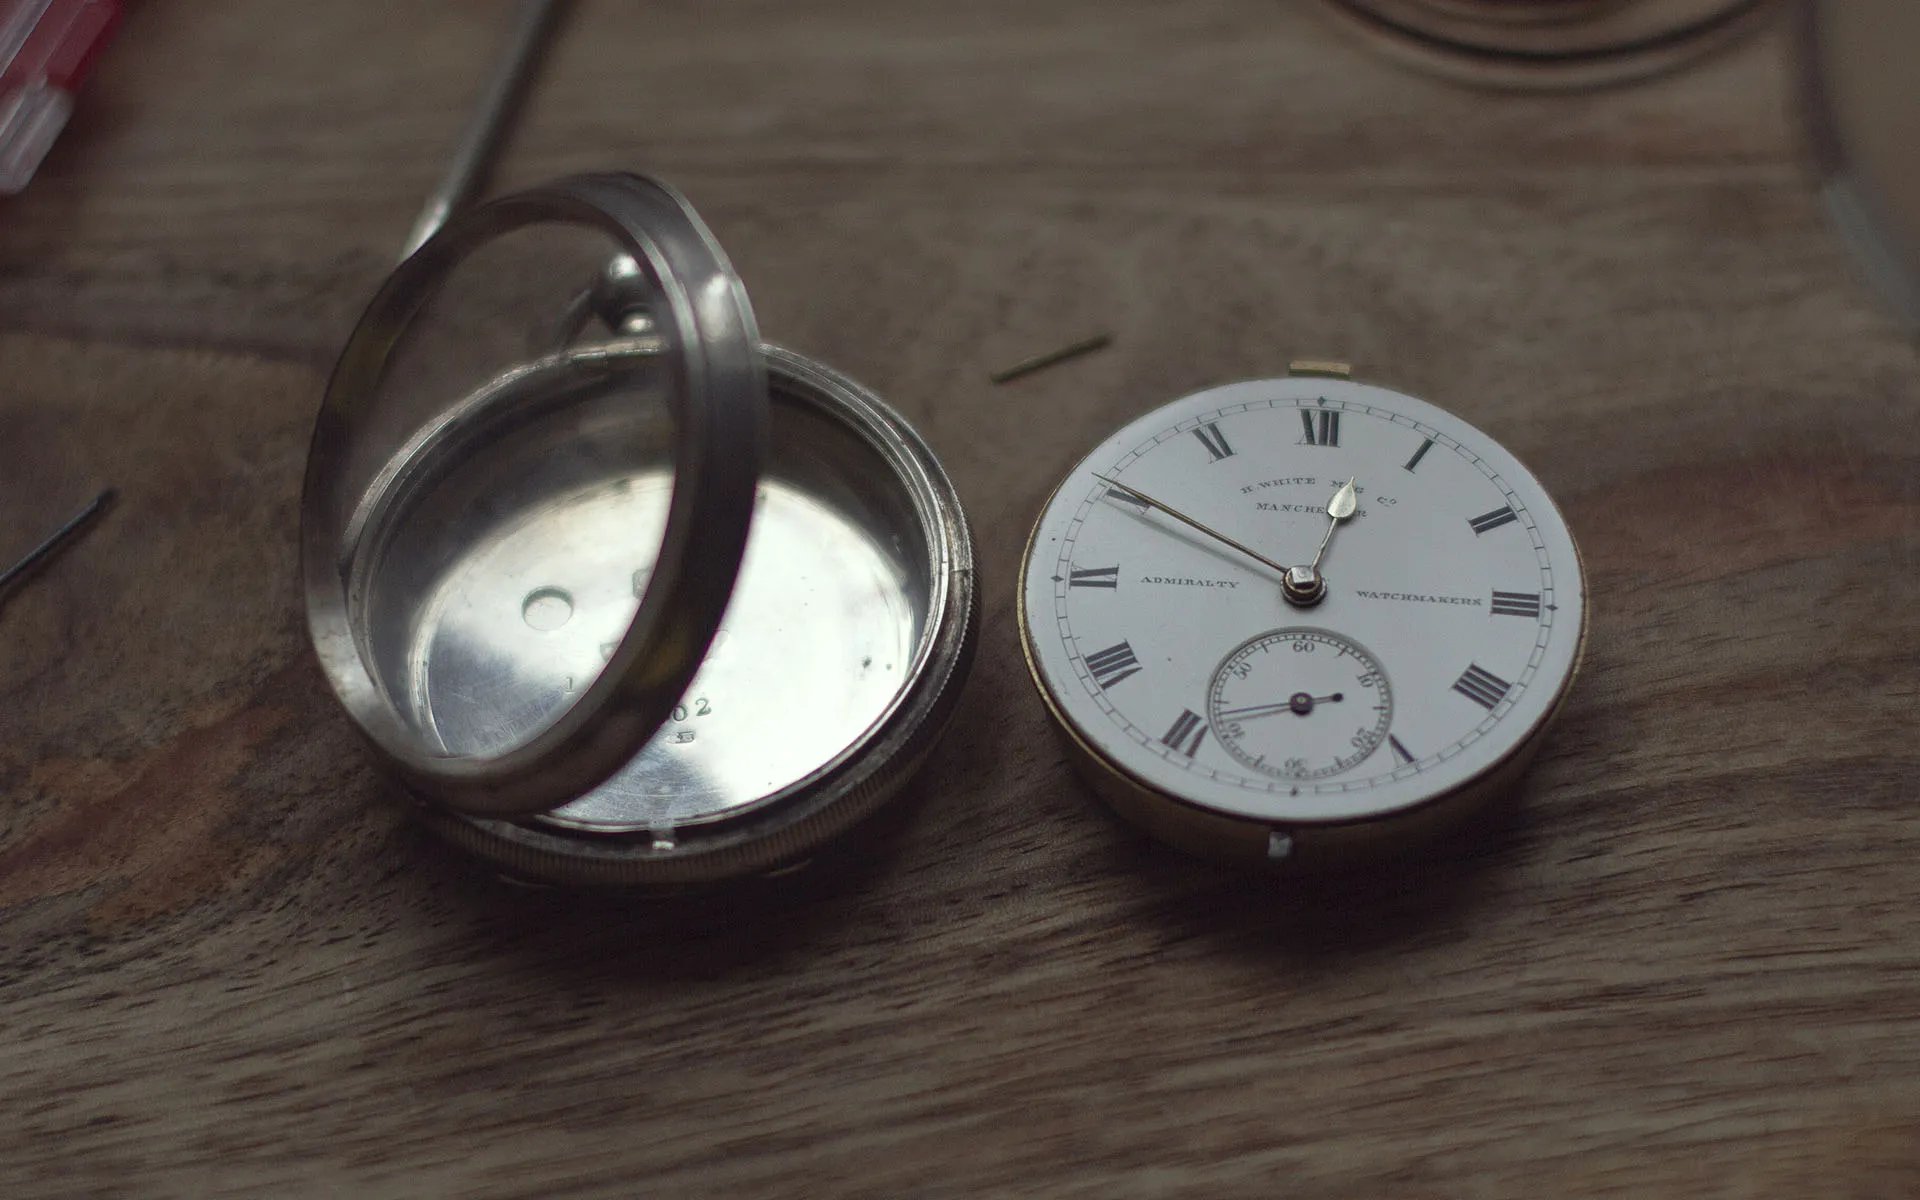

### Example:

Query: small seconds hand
xmin=1093 ymin=474 xmax=1291 ymax=577
xmin=1217 ymin=693 xmax=1344 ymax=721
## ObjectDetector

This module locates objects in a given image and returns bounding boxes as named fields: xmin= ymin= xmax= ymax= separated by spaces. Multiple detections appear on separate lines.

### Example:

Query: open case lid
xmin=302 ymin=173 xmax=766 ymax=817
xmin=1799 ymin=0 xmax=1920 ymax=334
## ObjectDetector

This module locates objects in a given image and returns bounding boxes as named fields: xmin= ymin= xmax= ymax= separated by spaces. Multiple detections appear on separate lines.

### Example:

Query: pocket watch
xmin=302 ymin=174 xmax=977 ymax=888
xmin=1018 ymin=363 xmax=1587 ymax=867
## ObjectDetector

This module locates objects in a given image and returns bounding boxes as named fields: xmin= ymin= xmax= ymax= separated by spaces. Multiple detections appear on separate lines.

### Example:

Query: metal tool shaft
xmin=990 ymin=333 xmax=1112 ymax=385
xmin=0 ymin=488 xmax=113 ymax=592
xmin=398 ymin=0 xmax=568 ymax=261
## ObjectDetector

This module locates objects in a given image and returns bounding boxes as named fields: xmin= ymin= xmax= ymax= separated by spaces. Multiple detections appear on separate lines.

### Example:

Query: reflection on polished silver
xmin=422 ymin=346 xmax=978 ymax=887
xmin=590 ymin=254 xmax=657 ymax=336
xmin=537 ymin=469 xmax=919 ymax=833
xmin=304 ymin=174 xmax=766 ymax=819
xmin=307 ymin=171 xmax=976 ymax=886
xmin=1798 ymin=0 xmax=1920 ymax=335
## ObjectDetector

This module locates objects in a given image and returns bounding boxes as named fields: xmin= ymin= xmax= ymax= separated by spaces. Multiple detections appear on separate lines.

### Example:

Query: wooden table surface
xmin=3 ymin=2 xmax=1918 ymax=1195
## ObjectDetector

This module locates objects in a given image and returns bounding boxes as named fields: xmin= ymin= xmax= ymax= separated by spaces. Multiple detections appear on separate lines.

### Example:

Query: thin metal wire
xmin=989 ymin=333 xmax=1112 ymax=384
xmin=0 ymin=488 xmax=114 ymax=593
xmin=398 ymin=0 xmax=570 ymax=261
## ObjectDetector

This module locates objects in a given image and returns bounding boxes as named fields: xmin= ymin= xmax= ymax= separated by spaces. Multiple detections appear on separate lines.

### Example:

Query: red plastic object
xmin=0 ymin=0 xmax=121 ymax=194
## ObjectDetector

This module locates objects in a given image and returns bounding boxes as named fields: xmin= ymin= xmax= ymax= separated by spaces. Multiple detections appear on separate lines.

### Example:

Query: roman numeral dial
xmin=1083 ymin=641 xmax=1143 ymax=690
xmin=1193 ymin=422 xmax=1234 ymax=461
xmin=1024 ymin=374 xmax=1582 ymax=842
xmin=1490 ymin=590 xmax=1542 ymax=618
xmin=1299 ymin=409 xmax=1340 ymax=447
xmin=1468 ymin=505 xmax=1518 ymax=535
xmin=1452 ymin=664 xmax=1512 ymax=710
xmin=1161 ymin=709 xmax=1207 ymax=757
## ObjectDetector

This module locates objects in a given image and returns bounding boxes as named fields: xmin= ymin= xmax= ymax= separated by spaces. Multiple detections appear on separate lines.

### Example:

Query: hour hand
xmin=1284 ymin=477 xmax=1357 ymax=608
xmin=1094 ymin=474 xmax=1291 ymax=577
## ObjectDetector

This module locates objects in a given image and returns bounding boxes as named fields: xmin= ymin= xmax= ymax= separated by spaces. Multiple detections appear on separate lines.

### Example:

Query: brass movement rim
xmin=420 ymin=346 xmax=981 ymax=888
xmin=1014 ymin=469 xmax=1591 ymax=870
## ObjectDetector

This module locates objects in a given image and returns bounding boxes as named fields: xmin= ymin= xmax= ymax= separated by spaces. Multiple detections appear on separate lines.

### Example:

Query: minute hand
xmin=1093 ymin=474 xmax=1290 ymax=577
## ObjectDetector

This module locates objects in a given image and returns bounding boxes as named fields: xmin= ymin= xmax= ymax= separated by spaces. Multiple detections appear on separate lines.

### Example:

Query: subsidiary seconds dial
xmin=1208 ymin=629 xmax=1392 ymax=781
xmin=1017 ymin=364 xmax=1588 ymax=867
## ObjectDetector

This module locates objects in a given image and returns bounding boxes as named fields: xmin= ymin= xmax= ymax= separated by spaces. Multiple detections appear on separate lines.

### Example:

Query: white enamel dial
xmin=1020 ymin=376 xmax=1585 ymax=826
xmin=1208 ymin=628 xmax=1393 ymax=781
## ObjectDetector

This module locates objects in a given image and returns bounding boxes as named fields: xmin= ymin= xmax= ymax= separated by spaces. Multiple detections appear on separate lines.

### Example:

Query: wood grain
xmin=3 ymin=1 xmax=1919 ymax=1195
